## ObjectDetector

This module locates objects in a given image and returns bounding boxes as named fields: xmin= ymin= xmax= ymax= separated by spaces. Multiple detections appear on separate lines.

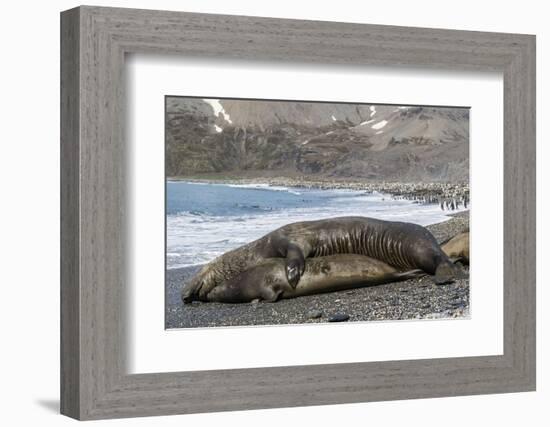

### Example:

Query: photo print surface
xmin=165 ymin=96 xmax=470 ymax=329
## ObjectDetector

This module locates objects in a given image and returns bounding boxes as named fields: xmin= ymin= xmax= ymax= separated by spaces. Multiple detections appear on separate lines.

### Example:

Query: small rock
xmin=307 ymin=310 xmax=323 ymax=319
xmin=334 ymin=299 xmax=341 ymax=303
xmin=328 ymin=313 xmax=350 ymax=322
xmin=251 ymin=299 xmax=260 ymax=304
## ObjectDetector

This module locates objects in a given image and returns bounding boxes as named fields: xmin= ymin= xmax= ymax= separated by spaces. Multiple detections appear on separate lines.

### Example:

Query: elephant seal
xmin=204 ymin=255 xmax=424 ymax=303
xmin=441 ymin=231 xmax=469 ymax=264
xmin=182 ymin=216 xmax=463 ymax=303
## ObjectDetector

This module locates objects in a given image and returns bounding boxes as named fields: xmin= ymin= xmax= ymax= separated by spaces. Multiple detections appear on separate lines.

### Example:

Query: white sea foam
xmin=214 ymin=124 xmax=222 ymax=133
xmin=370 ymin=106 xmax=376 ymax=117
xmin=166 ymin=186 xmax=468 ymax=269
xmin=225 ymin=183 xmax=301 ymax=195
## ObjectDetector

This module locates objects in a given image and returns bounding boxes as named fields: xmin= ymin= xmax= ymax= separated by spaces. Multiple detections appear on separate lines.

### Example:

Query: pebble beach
xmin=165 ymin=211 xmax=470 ymax=329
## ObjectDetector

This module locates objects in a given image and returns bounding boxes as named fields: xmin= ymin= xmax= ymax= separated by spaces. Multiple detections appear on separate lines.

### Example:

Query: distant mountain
xmin=165 ymin=97 xmax=469 ymax=182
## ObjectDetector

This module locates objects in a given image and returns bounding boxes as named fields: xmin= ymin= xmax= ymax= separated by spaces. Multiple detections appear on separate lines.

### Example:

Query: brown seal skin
xmin=441 ymin=231 xmax=470 ymax=265
xmin=204 ymin=255 xmax=424 ymax=303
xmin=182 ymin=216 xmax=464 ymax=303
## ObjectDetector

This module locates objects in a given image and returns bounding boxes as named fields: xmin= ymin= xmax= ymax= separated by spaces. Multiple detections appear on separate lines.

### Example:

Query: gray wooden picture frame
xmin=60 ymin=5 xmax=536 ymax=420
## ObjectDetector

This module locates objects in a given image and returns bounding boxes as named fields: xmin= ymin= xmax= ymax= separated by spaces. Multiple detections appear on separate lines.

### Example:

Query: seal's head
xmin=181 ymin=275 xmax=201 ymax=303
xmin=181 ymin=265 xmax=220 ymax=303
xmin=433 ymin=260 xmax=467 ymax=285
xmin=205 ymin=261 xmax=287 ymax=303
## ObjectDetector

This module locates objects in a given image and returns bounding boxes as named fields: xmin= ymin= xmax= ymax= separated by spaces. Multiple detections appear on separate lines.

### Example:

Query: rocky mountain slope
xmin=166 ymin=97 xmax=469 ymax=182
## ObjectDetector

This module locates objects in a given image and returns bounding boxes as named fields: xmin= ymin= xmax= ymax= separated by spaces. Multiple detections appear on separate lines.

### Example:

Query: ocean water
xmin=166 ymin=181 xmax=466 ymax=269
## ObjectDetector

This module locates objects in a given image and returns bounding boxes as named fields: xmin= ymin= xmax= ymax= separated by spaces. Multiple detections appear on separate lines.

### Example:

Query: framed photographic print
xmin=165 ymin=96 xmax=471 ymax=328
xmin=60 ymin=6 xmax=536 ymax=420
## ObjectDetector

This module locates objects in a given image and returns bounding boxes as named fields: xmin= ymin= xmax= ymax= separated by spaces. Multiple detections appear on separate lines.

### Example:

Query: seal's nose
xmin=181 ymin=282 xmax=199 ymax=303
xmin=181 ymin=292 xmax=193 ymax=304
xmin=181 ymin=276 xmax=204 ymax=304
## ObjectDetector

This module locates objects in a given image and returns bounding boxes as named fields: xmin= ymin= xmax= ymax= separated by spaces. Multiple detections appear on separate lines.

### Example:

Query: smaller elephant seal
xmin=200 ymin=255 xmax=424 ymax=303
xmin=441 ymin=231 xmax=470 ymax=265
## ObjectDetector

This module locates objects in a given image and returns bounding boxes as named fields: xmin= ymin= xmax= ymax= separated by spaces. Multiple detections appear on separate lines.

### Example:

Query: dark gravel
xmin=165 ymin=211 xmax=470 ymax=329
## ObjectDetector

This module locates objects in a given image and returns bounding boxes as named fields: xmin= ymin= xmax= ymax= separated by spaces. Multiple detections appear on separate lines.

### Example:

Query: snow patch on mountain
xmin=203 ymin=99 xmax=233 ymax=124
xmin=371 ymin=120 xmax=388 ymax=130
xmin=359 ymin=119 xmax=374 ymax=126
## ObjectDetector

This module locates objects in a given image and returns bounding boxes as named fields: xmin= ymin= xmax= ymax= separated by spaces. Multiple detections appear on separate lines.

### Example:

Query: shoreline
xmin=168 ymin=176 xmax=469 ymax=208
xmin=166 ymin=211 xmax=470 ymax=329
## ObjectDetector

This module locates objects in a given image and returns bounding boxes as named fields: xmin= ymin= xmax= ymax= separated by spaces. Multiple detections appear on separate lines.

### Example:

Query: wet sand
xmin=166 ymin=211 xmax=469 ymax=329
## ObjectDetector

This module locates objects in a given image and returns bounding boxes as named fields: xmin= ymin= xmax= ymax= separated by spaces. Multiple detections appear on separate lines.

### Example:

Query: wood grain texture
xmin=60 ymin=7 xmax=80 ymax=419
xmin=60 ymin=6 xmax=536 ymax=420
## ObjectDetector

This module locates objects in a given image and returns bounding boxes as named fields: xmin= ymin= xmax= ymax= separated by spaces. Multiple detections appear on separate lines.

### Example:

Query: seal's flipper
xmin=394 ymin=269 xmax=426 ymax=281
xmin=285 ymin=243 xmax=306 ymax=288
xmin=260 ymin=287 xmax=284 ymax=303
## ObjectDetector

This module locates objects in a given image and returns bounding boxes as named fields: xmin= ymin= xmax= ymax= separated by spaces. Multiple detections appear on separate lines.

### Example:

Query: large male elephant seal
xmin=202 ymin=255 xmax=424 ymax=303
xmin=182 ymin=216 xmax=463 ymax=303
